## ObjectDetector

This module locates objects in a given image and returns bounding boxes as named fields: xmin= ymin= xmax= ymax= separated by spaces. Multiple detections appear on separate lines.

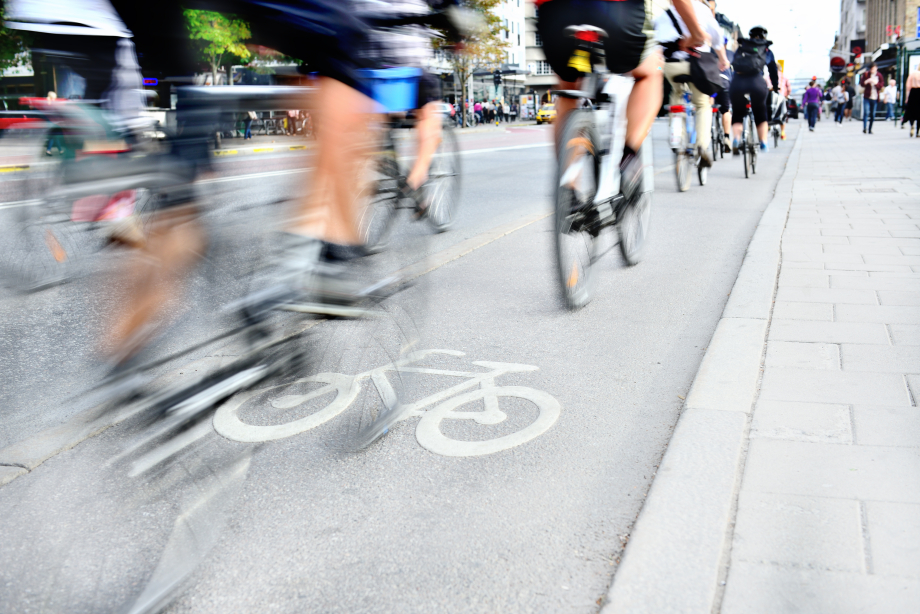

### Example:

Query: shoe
xmin=619 ymin=149 xmax=643 ymax=200
xmin=723 ymin=135 xmax=731 ymax=152
xmin=698 ymin=148 xmax=713 ymax=169
xmin=809 ymin=127 xmax=814 ymax=132
xmin=731 ymin=139 xmax=741 ymax=156
xmin=759 ymin=141 xmax=769 ymax=152
xmin=863 ymin=128 xmax=867 ymax=133
xmin=912 ymin=127 xmax=916 ymax=137
xmin=868 ymin=130 xmax=873 ymax=134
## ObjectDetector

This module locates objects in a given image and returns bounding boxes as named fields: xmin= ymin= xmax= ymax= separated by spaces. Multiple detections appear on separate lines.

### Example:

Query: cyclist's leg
xmin=749 ymin=78 xmax=770 ymax=143
xmin=729 ymin=79 xmax=748 ymax=142
xmin=407 ymin=73 xmax=444 ymax=193
xmin=289 ymin=77 xmax=371 ymax=246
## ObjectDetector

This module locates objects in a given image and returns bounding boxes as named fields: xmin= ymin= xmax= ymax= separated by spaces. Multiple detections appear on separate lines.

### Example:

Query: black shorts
xmin=714 ymin=89 xmax=731 ymax=114
xmin=417 ymin=71 xmax=441 ymax=109
xmin=536 ymin=0 xmax=652 ymax=81
xmin=730 ymin=74 xmax=769 ymax=126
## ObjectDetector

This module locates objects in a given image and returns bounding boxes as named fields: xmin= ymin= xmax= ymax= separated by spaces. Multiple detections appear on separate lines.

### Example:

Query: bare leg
xmin=624 ymin=51 xmax=664 ymax=152
xmin=722 ymin=111 xmax=732 ymax=136
xmin=107 ymin=205 xmax=204 ymax=362
xmin=290 ymin=77 xmax=372 ymax=246
xmin=407 ymin=102 xmax=442 ymax=191
xmin=757 ymin=121 xmax=769 ymax=142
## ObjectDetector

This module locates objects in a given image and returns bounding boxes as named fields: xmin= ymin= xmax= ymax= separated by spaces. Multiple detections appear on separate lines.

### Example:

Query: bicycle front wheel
xmin=618 ymin=140 xmax=652 ymax=266
xmin=426 ymin=121 xmax=460 ymax=232
xmin=554 ymin=110 xmax=599 ymax=310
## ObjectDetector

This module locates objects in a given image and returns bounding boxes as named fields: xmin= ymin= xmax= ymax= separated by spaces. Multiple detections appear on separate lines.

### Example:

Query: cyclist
xmin=357 ymin=0 xmax=447 ymax=215
xmin=654 ymin=0 xmax=730 ymax=170
xmin=706 ymin=1 xmax=732 ymax=152
xmin=536 ymin=0 xmax=707 ymax=192
xmin=729 ymin=25 xmax=778 ymax=155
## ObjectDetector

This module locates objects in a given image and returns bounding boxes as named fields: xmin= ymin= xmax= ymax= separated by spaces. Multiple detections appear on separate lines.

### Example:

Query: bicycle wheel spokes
xmin=554 ymin=111 xmax=598 ymax=310
xmin=426 ymin=123 xmax=460 ymax=232
xmin=357 ymin=153 xmax=399 ymax=254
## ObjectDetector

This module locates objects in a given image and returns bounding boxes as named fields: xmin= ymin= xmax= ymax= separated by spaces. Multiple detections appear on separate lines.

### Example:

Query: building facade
xmin=838 ymin=0 xmax=868 ymax=59
xmin=866 ymin=0 xmax=920 ymax=53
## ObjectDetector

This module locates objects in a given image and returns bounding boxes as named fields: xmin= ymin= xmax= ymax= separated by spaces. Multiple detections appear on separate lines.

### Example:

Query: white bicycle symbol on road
xmin=213 ymin=349 xmax=561 ymax=457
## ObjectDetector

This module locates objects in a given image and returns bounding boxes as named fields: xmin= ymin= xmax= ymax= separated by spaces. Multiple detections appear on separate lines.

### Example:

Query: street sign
xmin=777 ymin=59 xmax=784 ymax=73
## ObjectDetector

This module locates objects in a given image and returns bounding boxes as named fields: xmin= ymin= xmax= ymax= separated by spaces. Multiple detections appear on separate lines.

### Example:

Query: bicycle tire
xmin=426 ymin=121 xmax=460 ymax=232
xmin=711 ymin=113 xmax=721 ymax=162
xmin=698 ymin=164 xmax=708 ymax=186
xmin=357 ymin=150 xmax=399 ymax=254
xmin=749 ymin=120 xmax=758 ymax=174
xmin=617 ymin=142 xmax=652 ymax=266
xmin=553 ymin=109 xmax=599 ymax=310
xmin=676 ymin=149 xmax=691 ymax=193
xmin=742 ymin=119 xmax=751 ymax=179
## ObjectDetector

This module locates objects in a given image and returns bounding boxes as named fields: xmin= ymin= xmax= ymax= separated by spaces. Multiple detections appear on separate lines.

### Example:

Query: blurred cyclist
xmin=730 ymin=25 xmax=779 ymax=154
xmin=706 ymin=0 xmax=732 ymax=152
xmin=536 ymin=0 xmax=706 ymax=192
xmin=655 ymin=0 xmax=729 ymax=170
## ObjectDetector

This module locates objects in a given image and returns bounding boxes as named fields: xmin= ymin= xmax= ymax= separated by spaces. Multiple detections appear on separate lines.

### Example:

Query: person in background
xmin=860 ymin=62 xmax=882 ymax=134
xmin=474 ymin=100 xmax=482 ymax=124
xmin=844 ymin=79 xmax=856 ymax=120
xmin=832 ymin=81 xmax=848 ymax=124
xmin=883 ymin=78 xmax=897 ymax=121
xmin=903 ymin=67 xmax=920 ymax=137
xmin=44 ymin=91 xmax=63 ymax=156
xmin=244 ymin=110 xmax=256 ymax=140
xmin=802 ymin=79 xmax=822 ymax=131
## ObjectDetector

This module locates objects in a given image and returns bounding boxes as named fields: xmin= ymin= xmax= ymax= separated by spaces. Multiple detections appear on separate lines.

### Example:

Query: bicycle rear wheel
xmin=749 ymin=121 xmax=758 ymax=174
xmin=711 ymin=113 xmax=721 ymax=162
xmin=618 ymin=141 xmax=652 ymax=266
xmin=426 ymin=122 xmax=460 ymax=232
xmin=742 ymin=120 xmax=752 ymax=179
xmin=554 ymin=109 xmax=599 ymax=310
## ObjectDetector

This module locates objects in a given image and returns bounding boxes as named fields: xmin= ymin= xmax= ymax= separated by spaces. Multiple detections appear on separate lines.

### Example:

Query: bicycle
xmin=357 ymin=103 xmax=461 ymax=255
xmin=710 ymin=105 xmax=724 ymax=162
xmin=741 ymin=100 xmax=757 ymax=178
xmin=669 ymin=87 xmax=706 ymax=190
xmin=552 ymin=25 xmax=654 ymax=310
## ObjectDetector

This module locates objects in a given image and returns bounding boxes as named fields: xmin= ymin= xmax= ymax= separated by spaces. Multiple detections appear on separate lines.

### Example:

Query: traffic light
xmin=493 ymin=71 xmax=502 ymax=86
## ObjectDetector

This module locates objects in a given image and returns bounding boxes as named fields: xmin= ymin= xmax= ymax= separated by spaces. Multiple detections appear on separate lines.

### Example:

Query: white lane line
xmin=458 ymin=142 xmax=551 ymax=156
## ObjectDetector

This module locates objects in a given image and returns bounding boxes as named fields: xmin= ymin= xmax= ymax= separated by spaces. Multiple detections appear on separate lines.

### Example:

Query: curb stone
xmin=602 ymin=128 xmax=805 ymax=614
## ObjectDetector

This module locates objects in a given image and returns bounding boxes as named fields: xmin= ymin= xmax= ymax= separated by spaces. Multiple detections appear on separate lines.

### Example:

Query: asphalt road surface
xmin=0 ymin=120 xmax=799 ymax=613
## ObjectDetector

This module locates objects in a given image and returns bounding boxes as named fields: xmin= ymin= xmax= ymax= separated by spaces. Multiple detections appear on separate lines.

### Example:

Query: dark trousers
xmin=244 ymin=117 xmax=253 ymax=139
xmin=834 ymin=103 xmax=846 ymax=123
xmin=863 ymin=99 xmax=877 ymax=132
xmin=806 ymin=103 xmax=819 ymax=129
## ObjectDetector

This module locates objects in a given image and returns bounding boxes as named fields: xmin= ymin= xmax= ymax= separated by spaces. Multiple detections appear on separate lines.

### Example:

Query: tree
xmin=184 ymin=10 xmax=251 ymax=85
xmin=435 ymin=0 xmax=509 ymax=127
xmin=0 ymin=6 xmax=32 ymax=74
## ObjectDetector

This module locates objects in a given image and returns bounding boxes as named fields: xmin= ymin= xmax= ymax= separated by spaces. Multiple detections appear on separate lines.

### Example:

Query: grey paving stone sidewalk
xmin=721 ymin=121 xmax=920 ymax=613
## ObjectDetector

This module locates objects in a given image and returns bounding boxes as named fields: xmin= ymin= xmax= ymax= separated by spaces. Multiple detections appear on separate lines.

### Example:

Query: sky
xmin=713 ymin=0 xmax=841 ymax=81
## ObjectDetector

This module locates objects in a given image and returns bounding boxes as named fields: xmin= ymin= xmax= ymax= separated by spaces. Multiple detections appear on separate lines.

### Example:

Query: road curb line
xmin=601 ymin=128 xmax=805 ymax=614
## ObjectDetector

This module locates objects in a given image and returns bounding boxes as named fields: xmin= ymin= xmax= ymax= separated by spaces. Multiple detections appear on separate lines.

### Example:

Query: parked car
xmin=536 ymin=103 xmax=556 ymax=124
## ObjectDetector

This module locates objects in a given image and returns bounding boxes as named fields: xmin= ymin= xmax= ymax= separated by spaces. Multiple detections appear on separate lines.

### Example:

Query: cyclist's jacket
xmin=733 ymin=36 xmax=779 ymax=88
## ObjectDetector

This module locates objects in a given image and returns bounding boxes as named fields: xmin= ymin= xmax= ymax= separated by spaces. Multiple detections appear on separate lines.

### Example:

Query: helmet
xmin=749 ymin=26 xmax=768 ymax=39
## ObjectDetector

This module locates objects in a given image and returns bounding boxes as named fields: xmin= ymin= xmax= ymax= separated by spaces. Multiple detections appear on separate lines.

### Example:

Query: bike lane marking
xmin=213 ymin=350 xmax=562 ymax=457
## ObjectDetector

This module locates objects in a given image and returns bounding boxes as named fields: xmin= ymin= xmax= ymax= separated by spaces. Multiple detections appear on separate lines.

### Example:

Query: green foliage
xmin=434 ymin=0 xmax=509 ymax=125
xmin=0 ymin=6 xmax=32 ymax=73
xmin=183 ymin=9 xmax=251 ymax=82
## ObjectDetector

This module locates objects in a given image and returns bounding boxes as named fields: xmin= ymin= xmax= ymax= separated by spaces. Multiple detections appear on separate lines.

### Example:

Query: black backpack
xmin=732 ymin=38 xmax=768 ymax=76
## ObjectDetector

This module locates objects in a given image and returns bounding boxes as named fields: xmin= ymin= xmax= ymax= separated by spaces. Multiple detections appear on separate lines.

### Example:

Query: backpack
xmin=732 ymin=38 xmax=768 ymax=76
xmin=664 ymin=9 xmax=724 ymax=96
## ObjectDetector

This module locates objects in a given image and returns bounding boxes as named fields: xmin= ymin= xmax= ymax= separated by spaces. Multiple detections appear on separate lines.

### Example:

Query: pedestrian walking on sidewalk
xmin=844 ymin=81 xmax=855 ymax=120
xmin=902 ymin=68 xmax=920 ymax=136
xmin=882 ymin=78 xmax=897 ymax=121
xmin=244 ymin=111 xmax=256 ymax=140
xmin=803 ymin=80 xmax=822 ymax=131
xmin=860 ymin=63 xmax=882 ymax=134
xmin=832 ymin=81 xmax=848 ymax=124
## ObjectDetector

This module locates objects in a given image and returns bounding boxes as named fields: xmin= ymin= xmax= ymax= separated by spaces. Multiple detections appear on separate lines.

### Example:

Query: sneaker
xmin=698 ymin=148 xmax=713 ymax=169
xmin=863 ymin=128 xmax=867 ymax=133
xmin=731 ymin=139 xmax=741 ymax=156
xmin=911 ymin=127 xmax=916 ymax=137
xmin=723 ymin=135 xmax=731 ymax=153
xmin=809 ymin=127 xmax=814 ymax=132
xmin=619 ymin=150 xmax=643 ymax=200
xmin=759 ymin=141 xmax=769 ymax=152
